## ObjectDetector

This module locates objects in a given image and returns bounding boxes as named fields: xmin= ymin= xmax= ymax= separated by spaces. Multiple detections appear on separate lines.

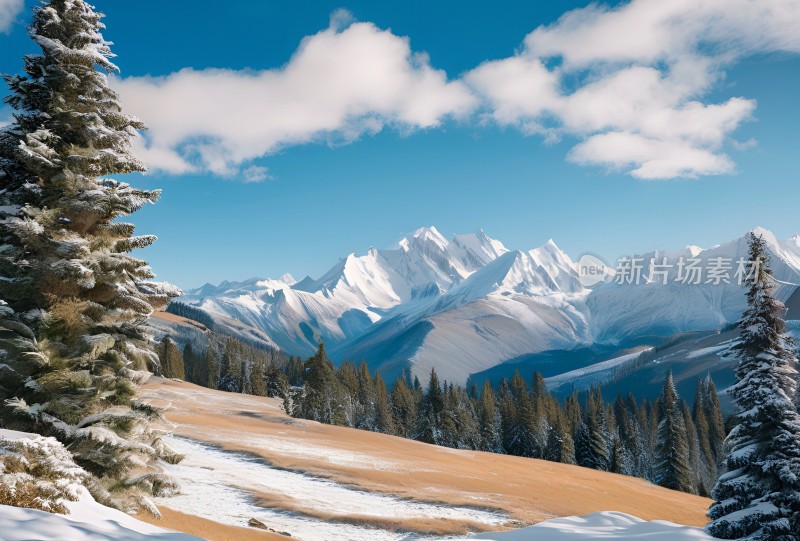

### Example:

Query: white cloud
xmin=568 ymin=132 xmax=735 ymax=179
xmin=114 ymin=1 xmax=800 ymax=181
xmin=114 ymin=15 xmax=476 ymax=179
xmin=0 ymin=0 xmax=23 ymax=34
xmin=465 ymin=0 xmax=800 ymax=179
xmin=242 ymin=165 xmax=270 ymax=183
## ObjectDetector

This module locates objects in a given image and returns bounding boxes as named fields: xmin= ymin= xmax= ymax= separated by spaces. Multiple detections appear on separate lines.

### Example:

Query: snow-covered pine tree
xmin=576 ymin=388 xmax=610 ymax=471
xmin=0 ymin=0 xmax=180 ymax=513
xmin=219 ymin=337 xmax=242 ymax=392
xmin=708 ymin=233 xmax=800 ymax=540
xmin=654 ymin=371 xmax=694 ymax=493
xmin=264 ymin=362 xmax=288 ymax=399
xmin=545 ymin=410 xmax=576 ymax=465
xmin=612 ymin=395 xmax=637 ymax=476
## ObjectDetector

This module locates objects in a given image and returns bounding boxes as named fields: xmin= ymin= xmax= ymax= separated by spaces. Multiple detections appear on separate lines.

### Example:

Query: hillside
xmin=135 ymin=378 xmax=711 ymax=541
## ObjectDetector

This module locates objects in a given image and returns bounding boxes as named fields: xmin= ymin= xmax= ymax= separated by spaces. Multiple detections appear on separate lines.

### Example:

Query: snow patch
xmin=461 ymin=511 xmax=713 ymax=540
xmin=158 ymin=436 xmax=508 ymax=541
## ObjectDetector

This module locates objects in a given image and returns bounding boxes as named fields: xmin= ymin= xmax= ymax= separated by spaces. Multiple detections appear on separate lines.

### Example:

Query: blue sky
xmin=1 ymin=0 xmax=799 ymax=288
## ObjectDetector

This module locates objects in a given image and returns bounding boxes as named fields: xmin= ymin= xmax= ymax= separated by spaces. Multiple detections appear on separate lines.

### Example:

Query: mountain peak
xmin=530 ymin=238 xmax=573 ymax=265
xmin=451 ymin=229 xmax=509 ymax=269
xmin=400 ymin=226 xmax=449 ymax=252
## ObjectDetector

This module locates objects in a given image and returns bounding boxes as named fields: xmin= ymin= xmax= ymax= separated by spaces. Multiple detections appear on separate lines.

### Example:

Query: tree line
xmin=163 ymin=331 xmax=727 ymax=496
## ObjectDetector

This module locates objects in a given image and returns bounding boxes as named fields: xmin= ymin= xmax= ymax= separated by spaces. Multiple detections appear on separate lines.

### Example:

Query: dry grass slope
xmin=138 ymin=378 xmax=711 ymax=537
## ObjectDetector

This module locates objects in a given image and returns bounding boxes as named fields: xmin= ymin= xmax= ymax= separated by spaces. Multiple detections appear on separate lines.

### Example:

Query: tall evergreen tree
xmin=654 ymin=371 xmax=694 ymax=493
xmin=204 ymin=347 xmax=219 ymax=390
xmin=506 ymin=371 xmax=541 ymax=457
xmin=703 ymin=375 xmax=726 ymax=472
xmin=373 ymin=372 xmax=394 ymax=435
xmin=355 ymin=360 xmax=376 ymax=429
xmin=496 ymin=377 xmax=517 ymax=454
xmin=708 ymin=233 xmax=800 ymax=539
xmin=264 ymin=363 xmax=288 ymax=399
xmin=693 ymin=376 xmax=723 ymax=496
xmin=337 ymin=361 xmax=359 ymax=399
xmin=219 ymin=338 xmax=242 ymax=392
xmin=249 ymin=355 xmax=267 ymax=397
xmin=478 ymin=379 xmax=503 ymax=453
xmin=545 ymin=410 xmax=576 ymax=465
xmin=415 ymin=367 xmax=444 ymax=444
xmin=158 ymin=336 xmax=183 ymax=379
xmin=576 ymin=388 xmax=610 ymax=470
xmin=298 ymin=342 xmax=347 ymax=425
xmin=682 ymin=400 xmax=701 ymax=494
xmin=182 ymin=343 xmax=196 ymax=383
xmin=390 ymin=376 xmax=416 ymax=438
xmin=0 ymin=0 xmax=180 ymax=512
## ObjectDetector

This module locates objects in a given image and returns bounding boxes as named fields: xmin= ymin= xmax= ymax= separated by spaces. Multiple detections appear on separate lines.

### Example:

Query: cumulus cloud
xmin=113 ymin=14 xmax=476 ymax=178
xmin=0 ymin=0 xmax=23 ymax=34
xmin=465 ymin=0 xmax=800 ymax=179
xmin=114 ymin=1 xmax=800 ymax=181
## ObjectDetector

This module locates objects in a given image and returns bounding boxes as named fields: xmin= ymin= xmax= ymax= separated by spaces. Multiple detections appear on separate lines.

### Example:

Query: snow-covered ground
xmin=0 ymin=429 xmax=199 ymax=541
xmin=158 ymin=436 xmax=508 ymax=541
xmin=456 ymin=512 xmax=713 ymax=540
xmin=157 ymin=436 xmax=715 ymax=541
xmin=0 ymin=494 xmax=201 ymax=541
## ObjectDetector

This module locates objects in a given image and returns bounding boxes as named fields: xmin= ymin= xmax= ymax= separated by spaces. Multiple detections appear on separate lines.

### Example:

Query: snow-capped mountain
xmin=178 ymin=226 xmax=800 ymax=384
xmin=181 ymin=227 xmax=511 ymax=357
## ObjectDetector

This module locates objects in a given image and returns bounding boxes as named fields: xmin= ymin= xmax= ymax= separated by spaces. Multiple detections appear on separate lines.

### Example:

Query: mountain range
xmin=177 ymin=226 xmax=800 ymax=386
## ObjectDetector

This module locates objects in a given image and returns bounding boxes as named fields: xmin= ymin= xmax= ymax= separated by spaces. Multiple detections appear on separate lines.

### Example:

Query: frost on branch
xmin=0 ymin=432 xmax=90 ymax=515
xmin=0 ymin=0 xmax=181 ymax=513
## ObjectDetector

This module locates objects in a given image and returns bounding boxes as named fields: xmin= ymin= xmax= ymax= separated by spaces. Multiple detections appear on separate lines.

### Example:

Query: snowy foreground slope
xmin=0 ymin=503 xmax=200 ymax=541
xmin=463 ymin=512 xmax=712 ymax=540
xmin=0 ymin=429 xmax=199 ymax=541
xmin=178 ymin=226 xmax=800 ymax=383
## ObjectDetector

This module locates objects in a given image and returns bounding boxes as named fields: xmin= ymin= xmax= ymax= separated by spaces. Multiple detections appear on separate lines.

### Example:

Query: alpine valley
xmin=167 ymin=226 xmax=800 ymax=403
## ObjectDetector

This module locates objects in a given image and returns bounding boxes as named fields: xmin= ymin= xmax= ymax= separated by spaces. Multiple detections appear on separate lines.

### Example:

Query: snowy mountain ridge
xmin=179 ymin=226 xmax=800 ymax=383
